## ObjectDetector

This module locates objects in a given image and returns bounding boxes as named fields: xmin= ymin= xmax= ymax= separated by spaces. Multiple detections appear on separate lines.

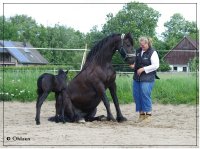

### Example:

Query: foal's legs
xmin=35 ymin=91 xmax=49 ymax=125
xmin=55 ymin=92 xmax=62 ymax=123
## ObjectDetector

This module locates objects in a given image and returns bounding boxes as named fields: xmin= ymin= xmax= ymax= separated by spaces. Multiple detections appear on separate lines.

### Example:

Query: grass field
xmin=0 ymin=69 xmax=198 ymax=105
xmin=113 ymin=72 xmax=198 ymax=105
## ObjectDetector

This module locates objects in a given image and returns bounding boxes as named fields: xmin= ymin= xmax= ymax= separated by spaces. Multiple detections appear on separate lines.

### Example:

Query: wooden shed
xmin=163 ymin=36 xmax=198 ymax=72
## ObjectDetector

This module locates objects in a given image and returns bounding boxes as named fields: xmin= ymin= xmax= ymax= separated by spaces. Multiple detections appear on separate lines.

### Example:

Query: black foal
xmin=35 ymin=69 xmax=68 ymax=125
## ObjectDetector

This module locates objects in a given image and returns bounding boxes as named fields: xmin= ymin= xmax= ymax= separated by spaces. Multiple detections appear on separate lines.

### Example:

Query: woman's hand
xmin=129 ymin=64 xmax=135 ymax=69
xmin=137 ymin=68 xmax=144 ymax=76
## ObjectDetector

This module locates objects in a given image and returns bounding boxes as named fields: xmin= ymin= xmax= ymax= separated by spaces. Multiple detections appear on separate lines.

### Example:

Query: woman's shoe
xmin=136 ymin=113 xmax=146 ymax=123
xmin=143 ymin=113 xmax=152 ymax=123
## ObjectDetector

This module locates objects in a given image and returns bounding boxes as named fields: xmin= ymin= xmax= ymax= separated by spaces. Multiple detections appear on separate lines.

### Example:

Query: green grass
xmin=0 ymin=69 xmax=76 ymax=102
xmin=107 ymin=72 xmax=198 ymax=105
xmin=0 ymin=69 xmax=198 ymax=105
xmin=152 ymin=73 xmax=198 ymax=104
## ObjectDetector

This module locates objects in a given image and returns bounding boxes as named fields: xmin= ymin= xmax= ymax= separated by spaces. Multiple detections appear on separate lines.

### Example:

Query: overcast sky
xmin=0 ymin=0 xmax=199 ymax=39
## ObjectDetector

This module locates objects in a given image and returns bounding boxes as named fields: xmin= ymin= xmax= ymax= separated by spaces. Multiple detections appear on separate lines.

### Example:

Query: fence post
xmin=80 ymin=44 xmax=87 ymax=70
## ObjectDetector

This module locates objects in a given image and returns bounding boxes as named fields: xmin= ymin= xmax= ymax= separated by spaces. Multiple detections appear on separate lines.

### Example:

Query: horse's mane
xmin=70 ymin=34 xmax=119 ymax=79
xmin=58 ymin=69 xmax=65 ymax=75
xmin=85 ymin=33 xmax=120 ymax=64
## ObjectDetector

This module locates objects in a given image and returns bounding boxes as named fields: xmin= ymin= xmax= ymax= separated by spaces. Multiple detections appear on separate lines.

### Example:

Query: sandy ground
xmin=0 ymin=101 xmax=198 ymax=147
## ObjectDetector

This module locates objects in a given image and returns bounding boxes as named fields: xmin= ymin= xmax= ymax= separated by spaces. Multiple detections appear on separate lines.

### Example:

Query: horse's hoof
xmin=62 ymin=119 xmax=66 ymax=124
xmin=55 ymin=117 xmax=59 ymax=123
xmin=98 ymin=115 xmax=107 ymax=121
xmin=48 ymin=116 xmax=55 ymax=122
xmin=116 ymin=116 xmax=127 ymax=122
xmin=107 ymin=116 xmax=116 ymax=122
xmin=78 ymin=118 xmax=85 ymax=123
xmin=35 ymin=118 xmax=40 ymax=125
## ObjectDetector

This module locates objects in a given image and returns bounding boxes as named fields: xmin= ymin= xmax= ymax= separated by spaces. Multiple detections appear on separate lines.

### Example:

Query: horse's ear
xmin=125 ymin=32 xmax=132 ymax=38
xmin=125 ymin=32 xmax=134 ymax=45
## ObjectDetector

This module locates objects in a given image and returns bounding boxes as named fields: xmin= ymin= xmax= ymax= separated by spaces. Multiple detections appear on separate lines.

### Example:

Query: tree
xmin=37 ymin=24 xmax=85 ymax=65
xmin=101 ymin=2 xmax=161 ymax=68
xmin=30 ymin=24 xmax=48 ymax=48
xmin=162 ymin=13 xmax=198 ymax=50
xmin=85 ymin=25 xmax=105 ymax=49
xmin=152 ymin=37 xmax=168 ymax=58
xmin=102 ymin=2 xmax=161 ymax=42
xmin=1 ymin=14 xmax=87 ymax=67
xmin=158 ymin=59 xmax=171 ymax=72
xmin=0 ymin=16 xmax=4 ymax=39
xmin=1 ymin=16 xmax=19 ymax=41
xmin=8 ymin=15 xmax=38 ymax=42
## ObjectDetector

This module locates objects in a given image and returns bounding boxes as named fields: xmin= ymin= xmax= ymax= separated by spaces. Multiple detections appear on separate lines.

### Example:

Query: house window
xmin=0 ymin=53 xmax=11 ymax=62
xmin=173 ymin=66 xmax=177 ymax=71
xmin=0 ymin=53 xmax=3 ymax=61
xmin=183 ymin=67 xmax=187 ymax=72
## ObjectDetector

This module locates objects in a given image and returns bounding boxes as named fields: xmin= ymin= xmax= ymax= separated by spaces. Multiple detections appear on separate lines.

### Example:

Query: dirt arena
xmin=0 ymin=101 xmax=198 ymax=147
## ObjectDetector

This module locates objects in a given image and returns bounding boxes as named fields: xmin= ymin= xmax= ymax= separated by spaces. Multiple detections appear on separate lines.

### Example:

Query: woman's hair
xmin=139 ymin=36 xmax=152 ymax=47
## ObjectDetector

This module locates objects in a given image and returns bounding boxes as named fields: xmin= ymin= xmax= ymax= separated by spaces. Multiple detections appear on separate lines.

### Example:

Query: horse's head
xmin=117 ymin=33 xmax=135 ymax=64
xmin=58 ymin=69 xmax=69 ymax=80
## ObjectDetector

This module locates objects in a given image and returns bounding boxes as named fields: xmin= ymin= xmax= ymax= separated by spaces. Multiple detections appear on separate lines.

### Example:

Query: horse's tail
xmin=37 ymin=75 xmax=44 ymax=95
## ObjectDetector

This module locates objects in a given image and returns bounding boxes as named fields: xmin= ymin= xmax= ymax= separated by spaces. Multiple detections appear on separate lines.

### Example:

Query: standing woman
xmin=130 ymin=36 xmax=159 ymax=123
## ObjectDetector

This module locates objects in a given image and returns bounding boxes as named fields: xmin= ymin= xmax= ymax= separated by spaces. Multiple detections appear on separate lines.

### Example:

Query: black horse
xmin=35 ymin=69 xmax=68 ymax=125
xmin=56 ymin=33 xmax=135 ymax=123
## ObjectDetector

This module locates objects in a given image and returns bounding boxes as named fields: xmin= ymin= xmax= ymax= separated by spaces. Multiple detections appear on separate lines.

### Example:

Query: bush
xmin=158 ymin=60 xmax=171 ymax=72
xmin=189 ymin=57 xmax=199 ymax=72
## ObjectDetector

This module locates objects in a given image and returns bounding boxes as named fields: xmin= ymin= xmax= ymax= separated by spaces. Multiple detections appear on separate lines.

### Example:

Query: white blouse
xmin=141 ymin=50 xmax=160 ymax=74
